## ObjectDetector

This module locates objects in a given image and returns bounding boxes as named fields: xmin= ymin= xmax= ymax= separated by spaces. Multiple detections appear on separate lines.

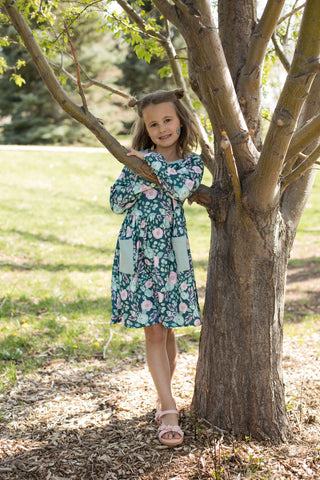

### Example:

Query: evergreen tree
xmin=0 ymin=16 xmax=127 ymax=145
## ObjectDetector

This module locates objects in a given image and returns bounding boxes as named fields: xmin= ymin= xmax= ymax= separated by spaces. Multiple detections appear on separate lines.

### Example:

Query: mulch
xmin=0 ymin=329 xmax=319 ymax=480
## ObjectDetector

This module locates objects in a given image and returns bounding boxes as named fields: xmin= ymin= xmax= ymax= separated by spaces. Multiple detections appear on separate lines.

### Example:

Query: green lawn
xmin=0 ymin=149 xmax=211 ymax=391
xmin=0 ymin=149 xmax=319 ymax=392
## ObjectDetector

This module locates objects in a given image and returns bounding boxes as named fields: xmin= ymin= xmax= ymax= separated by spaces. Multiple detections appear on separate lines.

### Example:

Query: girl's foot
xmin=156 ymin=409 xmax=184 ymax=446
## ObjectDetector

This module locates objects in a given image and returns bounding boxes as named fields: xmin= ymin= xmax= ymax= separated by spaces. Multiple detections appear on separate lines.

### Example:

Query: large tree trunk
xmin=192 ymin=202 xmax=293 ymax=441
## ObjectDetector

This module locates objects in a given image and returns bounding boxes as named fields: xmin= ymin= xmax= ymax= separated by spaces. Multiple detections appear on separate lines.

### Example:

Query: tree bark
xmin=192 ymin=202 xmax=292 ymax=441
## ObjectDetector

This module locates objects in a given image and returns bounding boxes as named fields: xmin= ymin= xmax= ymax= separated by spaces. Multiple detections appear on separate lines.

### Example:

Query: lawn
xmin=0 ymin=148 xmax=211 ymax=391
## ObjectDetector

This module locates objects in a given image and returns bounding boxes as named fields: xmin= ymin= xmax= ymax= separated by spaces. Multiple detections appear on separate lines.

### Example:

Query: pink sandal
xmin=155 ymin=409 xmax=184 ymax=447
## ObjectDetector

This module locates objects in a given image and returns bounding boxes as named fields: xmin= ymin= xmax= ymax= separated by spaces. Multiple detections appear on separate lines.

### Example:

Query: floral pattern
xmin=109 ymin=151 xmax=204 ymax=329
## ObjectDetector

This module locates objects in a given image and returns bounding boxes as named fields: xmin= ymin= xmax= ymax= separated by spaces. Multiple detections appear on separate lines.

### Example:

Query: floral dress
xmin=110 ymin=151 xmax=204 ymax=329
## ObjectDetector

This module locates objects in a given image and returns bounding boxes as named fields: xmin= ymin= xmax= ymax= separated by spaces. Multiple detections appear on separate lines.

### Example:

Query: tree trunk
xmin=192 ymin=202 xmax=293 ymax=442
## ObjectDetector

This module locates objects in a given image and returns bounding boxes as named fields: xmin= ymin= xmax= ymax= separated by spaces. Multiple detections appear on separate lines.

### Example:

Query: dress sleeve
xmin=109 ymin=166 xmax=150 ymax=214
xmin=143 ymin=152 xmax=204 ymax=201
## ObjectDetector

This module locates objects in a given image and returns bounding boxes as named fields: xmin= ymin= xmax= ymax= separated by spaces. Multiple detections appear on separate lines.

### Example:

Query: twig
xmin=64 ymin=21 xmax=88 ymax=112
xmin=281 ymin=142 xmax=320 ymax=192
xmin=220 ymin=131 xmax=242 ymax=204
xmin=277 ymin=2 xmax=306 ymax=25
xmin=103 ymin=329 xmax=114 ymax=359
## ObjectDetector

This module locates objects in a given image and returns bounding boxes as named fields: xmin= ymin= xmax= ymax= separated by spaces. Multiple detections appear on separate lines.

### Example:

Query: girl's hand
xmin=126 ymin=148 xmax=145 ymax=160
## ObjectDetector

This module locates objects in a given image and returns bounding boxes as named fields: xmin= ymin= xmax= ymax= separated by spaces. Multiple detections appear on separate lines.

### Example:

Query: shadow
xmin=0 ymin=261 xmax=112 ymax=272
xmin=0 ymin=359 xmax=202 ymax=480
xmin=285 ymin=256 xmax=320 ymax=322
xmin=0 ymin=228 xmax=115 ymax=256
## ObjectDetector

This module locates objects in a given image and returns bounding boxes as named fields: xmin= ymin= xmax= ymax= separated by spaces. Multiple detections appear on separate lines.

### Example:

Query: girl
xmin=109 ymin=89 xmax=204 ymax=447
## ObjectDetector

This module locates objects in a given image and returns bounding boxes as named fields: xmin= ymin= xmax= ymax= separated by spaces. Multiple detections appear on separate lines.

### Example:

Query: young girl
xmin=109 ymin=89 xmax=204 ymax=447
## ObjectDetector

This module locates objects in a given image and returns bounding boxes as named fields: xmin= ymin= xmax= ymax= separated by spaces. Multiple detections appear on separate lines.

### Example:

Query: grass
xmin=0 ymin=150 xmax=319 ymax=392
xmin=0 ymin=149 xmax=210 ymax=391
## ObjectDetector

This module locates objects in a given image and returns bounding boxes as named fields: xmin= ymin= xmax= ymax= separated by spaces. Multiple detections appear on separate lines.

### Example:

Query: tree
xmin=1 ymin=0 xmax=320 ymax=443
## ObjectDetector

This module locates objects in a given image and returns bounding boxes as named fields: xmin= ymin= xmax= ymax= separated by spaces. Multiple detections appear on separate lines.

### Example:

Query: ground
xmin=0 ymin=239 xmax=319 ymax=480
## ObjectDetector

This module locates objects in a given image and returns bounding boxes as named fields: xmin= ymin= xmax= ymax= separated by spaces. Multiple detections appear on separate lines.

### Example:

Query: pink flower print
xmin=153 ymin=227 xmax=163 ymax=239
xmin=192 ymin=165 xmax=202 ymax=174
xmin=154 ymin=256 xmax=159 ymax=268
xmin=179 ymin=302 xmax=188 ymax=313
xmin=185 ymin=178 xmax=194 ymax=190
xmin=145 ymin=280 xmax=153 ymax=288
xmin=116 ymin=298 xmax=121 ymax=308
xmin=141 ymin=220 xmax=146 ymax=228
xmin=136 ymin=240 xmax=141 ymax=249
xmin=167 ymin=167 xmax=177 ymax=175
xmin=134 ymin=273 xmax=139 ymax=283
xmin=119 ymin=171 xmax=125 ymax=179
xmin=181 ymin=282 xmax=188 ymax=291
xmin=169 ymin=271 xmax=177 ymax=285
xmin=120 ymin=290 xmax=128 ymax=300
xmin=194 ymin=319 xmax=201 ymax=326
xmin=141 ymin=300 xmax=153 ymax=311
xmin=141 ymin=184 xmax=149 ymax=192
xmin=145 ymin=188 xmax=158 ymax=199
xmin=158 ymin=292 xmax=164 ymax=303
xmin=126 ymin=226 xmax=132 ymax=237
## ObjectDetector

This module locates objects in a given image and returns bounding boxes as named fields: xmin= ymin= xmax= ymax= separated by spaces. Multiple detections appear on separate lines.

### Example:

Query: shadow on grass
xmin=0 ymin=261 xmax=112 ymax=272
xmin=0 ymin=228 xmax=115 ymax=256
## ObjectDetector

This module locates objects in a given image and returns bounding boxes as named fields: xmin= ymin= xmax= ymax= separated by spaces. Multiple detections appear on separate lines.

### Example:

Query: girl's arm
xmin=110 ymin=166 xmax=150 ymax=214
xmin=142 ymin=152 xmax=204 ymax=201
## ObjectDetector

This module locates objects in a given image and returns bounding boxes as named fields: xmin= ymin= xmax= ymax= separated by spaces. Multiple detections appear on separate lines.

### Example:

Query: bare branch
xmin=281 ymin=142 xmax=320 ymax=191
xmin=283 ymin=110 xmax=320 ymax=172
xmin=237 ymin=0 xmax=286 ymax=131
xmin=64 ymin=20 xmax=88 ymax=112
xmin=271 ymin=33 xmax=290 ymax=72
xmin=220 ymin=131 xmax=242 ymax=204
xmin=277 ymin=2 xmax=306 ymax=25
xmin=49 ymin=60 xmax=132 ymax=100
xmin=247 ymin=0 xmax=320 ymax=211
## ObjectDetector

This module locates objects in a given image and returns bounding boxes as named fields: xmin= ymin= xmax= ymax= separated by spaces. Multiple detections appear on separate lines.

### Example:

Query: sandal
xmin=156 ymin=409 xmax=184 ymax=447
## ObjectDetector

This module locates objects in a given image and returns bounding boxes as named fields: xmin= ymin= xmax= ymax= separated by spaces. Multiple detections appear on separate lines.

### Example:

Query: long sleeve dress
xmin=109 ymin=151 xmax=204 ymax=329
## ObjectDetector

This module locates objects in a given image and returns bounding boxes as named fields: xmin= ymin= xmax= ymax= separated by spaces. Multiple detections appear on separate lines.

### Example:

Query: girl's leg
xmin=166 ymin=327 xmax=177 ymax=381
xmin=144 ymin=324 xmax=180 ymax=439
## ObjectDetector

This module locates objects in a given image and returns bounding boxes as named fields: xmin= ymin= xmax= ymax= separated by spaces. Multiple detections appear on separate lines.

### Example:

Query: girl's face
xmin=142 ymin=102 xmax=181 ymax=151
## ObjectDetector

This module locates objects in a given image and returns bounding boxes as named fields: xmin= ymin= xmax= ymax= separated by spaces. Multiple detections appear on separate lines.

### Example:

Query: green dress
xmin=110 ymin=151 xmax=204 ymax=329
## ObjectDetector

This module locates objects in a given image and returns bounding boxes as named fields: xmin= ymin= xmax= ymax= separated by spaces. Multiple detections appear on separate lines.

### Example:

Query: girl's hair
xmin=128 ymin=89 xmax=199 ymax=157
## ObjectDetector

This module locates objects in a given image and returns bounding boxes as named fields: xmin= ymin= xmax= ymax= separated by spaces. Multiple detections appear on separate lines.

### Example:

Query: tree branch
xmin=246 ymin=0 xmax=320 ymax=211
xmin=115 ymin=1 xmax=215 ymax=173
xmin=237 ymin=0 xmax=286 ymax=131
xmin=220 ymin=131 xmax=241 ymax=204
xmin=64 ymin=20 xmax=88 ymax=112
xmin=49 ymin=60 xmax=132 ymax=99
xmin=284 ymin=110 xmax=320 ymax=169
xmin=271 ymin=32 xmax=290 ymax=72
xmin=277 ymin=2 xmax=306 ymax=25
xmin=0 ymin=0 xmax=160 ymax=186
xmin=281 ymin=142 xmax=320 ymax=191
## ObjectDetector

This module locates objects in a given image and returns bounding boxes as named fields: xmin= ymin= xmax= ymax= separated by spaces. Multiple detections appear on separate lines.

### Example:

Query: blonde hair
xmin=128 ymin=89 xmax=199 ymax=157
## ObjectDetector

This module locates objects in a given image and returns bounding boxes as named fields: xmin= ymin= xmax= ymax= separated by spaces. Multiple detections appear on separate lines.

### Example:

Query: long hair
xmin=128 ymin=89 xmax=199 ymax=157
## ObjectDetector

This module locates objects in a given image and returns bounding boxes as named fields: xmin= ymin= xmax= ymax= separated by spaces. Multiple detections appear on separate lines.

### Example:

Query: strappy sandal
xmin=156 ymin=409 xmax=184 ymax=447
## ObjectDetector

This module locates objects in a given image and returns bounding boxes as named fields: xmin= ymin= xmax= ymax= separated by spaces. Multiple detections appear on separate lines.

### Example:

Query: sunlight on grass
xmin=0 ymin=150 xmax=210 ymax=390
xmin=0 ymin=150 xmax=319 ymax=392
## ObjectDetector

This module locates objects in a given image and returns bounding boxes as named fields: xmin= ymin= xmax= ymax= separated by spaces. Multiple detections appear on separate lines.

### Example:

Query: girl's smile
xmin=143 ymin=102 xmax=181 ymax=159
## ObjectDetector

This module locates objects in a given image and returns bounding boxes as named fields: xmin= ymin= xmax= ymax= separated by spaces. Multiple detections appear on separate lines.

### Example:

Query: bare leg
xmin=166 ymin=327 xmax=177 ymax=382
xmin=144 ymin=324 xmax=180 ymax=439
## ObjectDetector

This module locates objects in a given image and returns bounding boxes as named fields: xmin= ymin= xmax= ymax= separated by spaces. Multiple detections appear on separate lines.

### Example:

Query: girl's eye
xmin=164 ymin=118 xmax=171 ymax=123
xmin=150 ymin=123 xmax=157 ymax=128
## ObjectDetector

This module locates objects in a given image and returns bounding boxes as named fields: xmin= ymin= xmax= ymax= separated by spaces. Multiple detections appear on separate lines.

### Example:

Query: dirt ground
xmin=0 ymin=238 xmax=319 ymax=480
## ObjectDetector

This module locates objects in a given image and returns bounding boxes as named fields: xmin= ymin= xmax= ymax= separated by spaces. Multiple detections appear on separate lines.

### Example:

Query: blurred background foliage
xmin=0 ymin=1 xmax=302 ymax=146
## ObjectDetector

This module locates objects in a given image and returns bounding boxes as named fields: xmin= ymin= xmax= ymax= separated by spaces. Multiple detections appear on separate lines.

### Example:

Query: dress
xmin=110 ymin=151 xmax=204 ymax=329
